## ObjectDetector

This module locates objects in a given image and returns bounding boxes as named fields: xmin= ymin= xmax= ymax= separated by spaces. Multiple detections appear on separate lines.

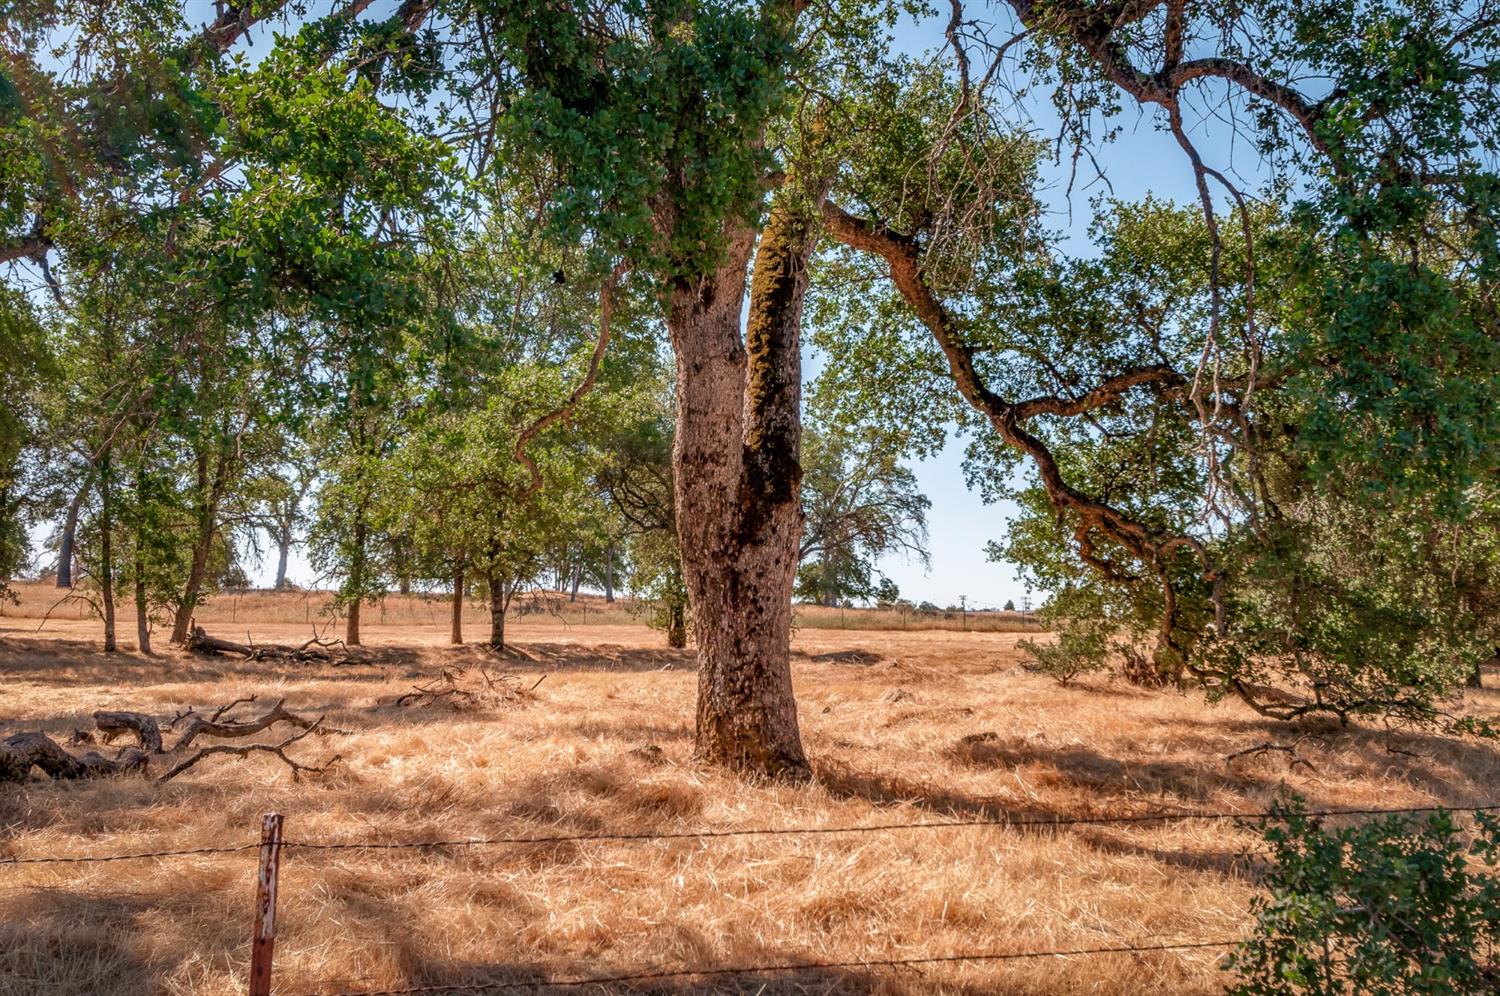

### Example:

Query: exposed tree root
xmin=1 ymin=697 xmax=346 ymax=784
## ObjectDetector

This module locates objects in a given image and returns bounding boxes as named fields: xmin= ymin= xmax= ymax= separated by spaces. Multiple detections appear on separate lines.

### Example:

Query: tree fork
xmin=673 ymin=206 xmax=816 ymax=781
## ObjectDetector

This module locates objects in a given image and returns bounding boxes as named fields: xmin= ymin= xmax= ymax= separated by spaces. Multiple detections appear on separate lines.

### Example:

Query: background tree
xmin=796 ymin=424 xmax=929 ymax=607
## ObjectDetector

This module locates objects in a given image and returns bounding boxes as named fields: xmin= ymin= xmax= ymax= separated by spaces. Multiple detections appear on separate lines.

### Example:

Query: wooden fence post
xmin=249 ymin=812 xmax=284 ymax=996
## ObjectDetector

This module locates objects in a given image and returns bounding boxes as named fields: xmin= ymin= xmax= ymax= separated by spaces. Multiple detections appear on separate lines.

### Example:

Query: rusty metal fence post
xmin=249 ymin=812 xmax=284 ymax=996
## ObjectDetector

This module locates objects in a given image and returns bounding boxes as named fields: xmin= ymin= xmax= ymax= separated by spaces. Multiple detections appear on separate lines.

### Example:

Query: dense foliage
xmin=1231 ymin=803 xmax=1500 ymax=994
xmin=1 ymin=0 xmax=1496 ymax=752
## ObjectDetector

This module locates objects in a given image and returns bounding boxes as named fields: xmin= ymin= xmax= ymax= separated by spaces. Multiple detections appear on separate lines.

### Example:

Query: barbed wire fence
xmin=4 ymin=801 xmax=1496 ymax=994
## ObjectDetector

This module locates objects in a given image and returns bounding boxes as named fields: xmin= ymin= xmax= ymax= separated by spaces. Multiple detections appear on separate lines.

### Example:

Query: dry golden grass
xmin=3 ymin=582 xmax=1499 ymax=995
xmin=1 ymin=582 xmax=1042 ymax=635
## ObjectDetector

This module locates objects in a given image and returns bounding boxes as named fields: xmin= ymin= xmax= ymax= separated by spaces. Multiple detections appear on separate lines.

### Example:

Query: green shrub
xmin=1229 ymin=801 xmax=1500 ymax=994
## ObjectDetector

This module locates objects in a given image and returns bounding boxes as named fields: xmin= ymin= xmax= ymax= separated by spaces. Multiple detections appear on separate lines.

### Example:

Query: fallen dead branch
xmin=168 ymin=697 xmax=342 ymax=751
xmin=1225 ymin=734 xmax=1322 ymax=775
xmin=384 ymin=666 xmax=538 ymax=712
xmin=1 ymin=697 xmax=347 ymax=784
xmin=156 ymin=720 xmax=341 ymax=783
xmin=185 ymin=625 xmax=357 ymax=665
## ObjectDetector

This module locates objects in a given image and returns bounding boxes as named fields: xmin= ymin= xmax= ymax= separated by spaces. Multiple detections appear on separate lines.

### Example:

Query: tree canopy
xmin=2 ymin=0 xmax=1498 ymax=771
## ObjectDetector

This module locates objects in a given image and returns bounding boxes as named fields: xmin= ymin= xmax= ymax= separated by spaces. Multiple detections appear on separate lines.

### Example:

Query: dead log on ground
xmin=0 ymin=732 xmax=148 ymax=783
xmin=2 ymin=697 xmax=347 ymax=784
xmin=186 ymin=625 xmax=356 ymax=664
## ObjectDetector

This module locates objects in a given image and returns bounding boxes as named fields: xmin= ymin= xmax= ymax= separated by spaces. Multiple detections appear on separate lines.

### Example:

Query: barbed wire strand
xmin=5 ymin=804 xmax=1494 ymax=864
xmin=279 ymin=802 xmax=1500 ymax=855
xmin=305 ymin=939 xmax=1239 ymax=995
xmin=0 ymin=841 xmax=259 ymax=866
xmin=3 ymin=802 xmax=1495 ymax=867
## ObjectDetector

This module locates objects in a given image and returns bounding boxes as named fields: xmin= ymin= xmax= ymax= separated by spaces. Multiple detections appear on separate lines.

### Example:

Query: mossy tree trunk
xmin=669 ymin=207 xmax=817 ymax=780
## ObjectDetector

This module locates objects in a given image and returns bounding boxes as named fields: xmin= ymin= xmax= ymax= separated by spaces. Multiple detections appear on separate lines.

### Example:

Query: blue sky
xmin=867 ymin=15 xmax=1255 ymax=608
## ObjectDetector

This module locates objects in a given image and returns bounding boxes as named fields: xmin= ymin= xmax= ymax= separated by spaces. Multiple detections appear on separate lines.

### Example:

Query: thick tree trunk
xmin=170 ymin=538 xmax=211 ymax=644
xmin=56 ymin=479 xmax=86 ymax=588
xmin=669 ymin=209 xmax=815 ymax=780
xmin=451 ymin=567 xmax=464 ymax=645
xmin=170 ymin=448 xmax=224 ymax=645
xmin=346 ymin=517 xmax=367 ymax=646
xmin=604 ymin=542 xmax=615 ymax=603
xmin=487 ymin=572 xmax=505 ymax=651
xmin=134 ymin=568 xmax=152 ymax=656
xmin=570 ymin=563 xmax=582 ymax=601
xmin=273 ymin=522 xmax=292 ymax=590
xmin=98 ymin=460 xmax=117 ymax=653
xmin=667 ymin=602 xmax=687 ymax=649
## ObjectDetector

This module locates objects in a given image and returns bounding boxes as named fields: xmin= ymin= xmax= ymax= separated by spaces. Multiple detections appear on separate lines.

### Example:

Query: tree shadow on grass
xmin=812 ymin=751 xmax=1311 ymax=880
xmin=482 ymin=641 xmax=698 ymax=673
xmin=1144 ymin=713 xmax=1500 ymax=808
xmin=321 ymin=927 xmax=991 ymax=996
xmin=0 ymin=887 xmax=172 ymax=996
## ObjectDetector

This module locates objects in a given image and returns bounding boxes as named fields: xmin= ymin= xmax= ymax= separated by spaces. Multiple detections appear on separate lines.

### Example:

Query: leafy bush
xmin=1229 ymin=801 xmax=1500 ymax=994
xmin=1018 ymin=588 xmax=1115 ymax=685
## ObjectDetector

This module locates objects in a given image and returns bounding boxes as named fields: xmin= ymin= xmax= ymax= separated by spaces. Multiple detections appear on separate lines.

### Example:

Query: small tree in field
xmin=384 ymin=382 xmax=598 ymax=651
xmin=796 ymin=424 xmax=930 ymax=608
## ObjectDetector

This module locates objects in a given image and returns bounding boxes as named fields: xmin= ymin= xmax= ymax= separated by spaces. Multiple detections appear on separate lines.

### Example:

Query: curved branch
xmin=822 ymin=198 xmax=1215 ymax=671
xmin=1014 ymin=364 xmax=1184 ymax=419
xmin=514 ymin=262 xmax=627 ymax=499
xmin=1004 ymin=0 xmax=1337 ymax=163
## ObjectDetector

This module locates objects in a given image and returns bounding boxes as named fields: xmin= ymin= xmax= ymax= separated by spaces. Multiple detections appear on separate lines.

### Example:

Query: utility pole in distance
xmin=959 ymin=594 xmax=967 ymax=631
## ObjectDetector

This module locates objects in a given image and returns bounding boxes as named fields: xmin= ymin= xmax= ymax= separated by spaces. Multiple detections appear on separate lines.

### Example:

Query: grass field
xmin=0 ymin=582 xmax=1043 ymax=635
xmin=2 ymin=582 xmax=1497 ymax=994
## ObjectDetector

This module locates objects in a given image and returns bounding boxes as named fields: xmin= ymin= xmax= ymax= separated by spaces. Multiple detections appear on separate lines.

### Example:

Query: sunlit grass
xmin=2 ymin=583 xmax=1498 ymax=994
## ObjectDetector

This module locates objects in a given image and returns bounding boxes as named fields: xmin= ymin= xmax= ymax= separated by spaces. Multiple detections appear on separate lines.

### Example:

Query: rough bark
xmin=670 ymin=208 xmax=815 ymax=780
xmin=273 ymin=521 xmax=292 ymax=590
xmin=451 ymin=567 xmax=465 ymax=645
xmin=98 ymin=458 xmax=117 ymax=653
xmin=487 ymin=571 xmax=506 ymax=651
xmin=56 ymin=479 xmax=86 ymax=588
